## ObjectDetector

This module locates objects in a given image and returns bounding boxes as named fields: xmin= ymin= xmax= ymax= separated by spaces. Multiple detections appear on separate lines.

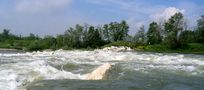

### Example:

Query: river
xmin=0 ymin=49 xmax=204 ymax=90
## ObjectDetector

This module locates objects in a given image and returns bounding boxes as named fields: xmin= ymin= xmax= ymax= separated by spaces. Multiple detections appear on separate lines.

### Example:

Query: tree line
xmin=0 ymin=13 xmax=204 ymax=51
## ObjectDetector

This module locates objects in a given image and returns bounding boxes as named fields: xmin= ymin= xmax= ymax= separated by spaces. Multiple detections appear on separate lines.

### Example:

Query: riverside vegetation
xmin=0 ymin=13 xmax=204 ymax=54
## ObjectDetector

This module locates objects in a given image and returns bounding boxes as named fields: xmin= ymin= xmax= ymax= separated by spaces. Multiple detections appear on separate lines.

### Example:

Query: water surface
xmin=0 ymin=50 xmax=204 ymax=90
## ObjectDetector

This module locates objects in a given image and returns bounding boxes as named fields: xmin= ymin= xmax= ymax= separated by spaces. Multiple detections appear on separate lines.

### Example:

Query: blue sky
xmin=0 ymin=0 xmax=203 ymax=36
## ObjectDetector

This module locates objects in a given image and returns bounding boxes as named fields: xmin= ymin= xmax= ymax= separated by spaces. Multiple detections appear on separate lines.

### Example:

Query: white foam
xmin=0 ymin=56 xmax=85 ymax=90
xmin=0 ymin=49 xmax=203 ymax=90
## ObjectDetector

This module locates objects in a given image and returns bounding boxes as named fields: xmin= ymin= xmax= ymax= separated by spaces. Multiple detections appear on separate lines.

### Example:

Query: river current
xmin=0 ymin=49 xmax=204 ymax=90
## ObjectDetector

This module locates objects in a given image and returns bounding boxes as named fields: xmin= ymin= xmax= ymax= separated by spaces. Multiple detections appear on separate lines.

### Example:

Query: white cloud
xmin=177 ymin=2 xmax=204 ymax=27
xmin=150 ymin=7 xmax=185 ymax=22
xmin=16 ymin=0 xmax=72 ymax=13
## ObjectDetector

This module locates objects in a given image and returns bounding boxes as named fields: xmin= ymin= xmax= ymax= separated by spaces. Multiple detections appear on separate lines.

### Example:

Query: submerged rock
xmin=86 ymin=63 xmax=113 ymax=80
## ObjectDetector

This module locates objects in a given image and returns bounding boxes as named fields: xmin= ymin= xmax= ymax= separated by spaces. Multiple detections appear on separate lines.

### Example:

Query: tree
xmin=82 ymin=24 xmax=89 ymax=48
xmin=164 ymin=13 xmax=184 ymax=34
xmin=27 ymin=40 xmax=43 ymax=51
xmin=109 ymin=20 xmax=129 ymax=42
xmin=64 ymin=27 xmax=74 ymax=48
xmin=197 ymin=15 xmax=204 ymax=43
xmin=164 ymin=12 xmax=184 ymax=49
xmin=119 ymin=20 xmax=129 ymax=41
xmin=86 ymin=26 xmax=103 ymax=48
xmin=147 ymin=22 xmax=162 ymax=45
xmin=56 ymin=35 xmax=64 ymax=49
xmin=103 ymin=24 xmax=110 ymax=42
xmin=2 ymin=29 xmax=10 ymax=38
xmin=26 ymin=33 xmax=38 ymax=40
xmin=109 ymin=22 xmax=119 ymax=41
xmin=133 ymin=25 xmax=146 ymax=44
xmin=41 ymin=36 xmax=56 ymax=49
xmin=74 ymin=24 xmax=84 ymax=48
xmin=0 ymin=29 xmax=10 ymax=41
xmin=179 ymin=30 xmax=197 ymax=44
xmin=94 ymin=29 xmax=103 ymax=46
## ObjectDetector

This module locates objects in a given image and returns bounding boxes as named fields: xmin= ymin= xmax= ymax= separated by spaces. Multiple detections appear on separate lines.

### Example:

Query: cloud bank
xmin=150 ymin=7 xmax=185 ymax=22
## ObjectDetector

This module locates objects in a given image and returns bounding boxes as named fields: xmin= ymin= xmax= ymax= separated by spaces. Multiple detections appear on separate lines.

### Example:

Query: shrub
xmin=27 ymin=40 xmax=43 ymax=51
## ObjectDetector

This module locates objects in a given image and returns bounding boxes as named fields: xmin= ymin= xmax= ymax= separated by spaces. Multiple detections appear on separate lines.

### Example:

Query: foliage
xmin=179 ymin=30 xmax=197 ymax=44
xmin=164 ymin=12 xmax=185 ymax=49
xmin=86 ymin=26 xmax=103 ymax=48
xmin=144 ymin=44 xmax=170 ymax=52
xmin=41 ymin=36 xmax=57 ymax=50
xmin=133 ymin=25 xmax=146 ymax=45
xmin=108 ymin=21 xmax=129 ymax=41
xmin=102 ymin=24 xmax=110 ymax=42
xmin=143 ymin=43 xmax=204 ymax=54
xmin=27 ymin=40 xmax=43 ymax=51
xmin=197 ymin=15 xmax=204 ymax=43
xmin=147 ymin=22 xmax=162 ymax=45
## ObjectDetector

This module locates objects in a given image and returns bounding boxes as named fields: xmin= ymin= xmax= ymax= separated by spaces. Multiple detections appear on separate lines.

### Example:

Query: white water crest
xmin=0 ymin=48 xmax=204 ymax=90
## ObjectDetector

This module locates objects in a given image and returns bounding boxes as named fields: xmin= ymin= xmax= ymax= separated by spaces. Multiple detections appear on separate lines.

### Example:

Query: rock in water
xmin=86 ymin=63 xmax=112 ymax=80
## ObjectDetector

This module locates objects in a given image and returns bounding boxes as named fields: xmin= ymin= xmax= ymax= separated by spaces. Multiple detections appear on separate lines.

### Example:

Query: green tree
xmin=86 ymin=26 xmax=103 ymax=48
xmin=119 ymin=20 xmax=129 ymax=41
xmin=74 ymin=24 xmax=84 ymax=48
xmin=25 ymin=33 xmax=39 ymax=40
xmin=27 ymin=40 xmax=43 ymax=51
xmin=28 ymin=33 xmax=36 ymax=40
xmin=164 ymin=12 xmax=184 ymax=49
xmin=56 ymin=35 xmax=64 ymax=49
xmin=82 ymin=24 xmax=89 ymax=48
xmin=147 ymin=22 xmax=162 ymax=45
xmin=0 ymin=29 xmax=10 ymax=41
xmin=197 ymin=15 xmax=204 ymax=43
xmin=133 ymin=25 xmax=146 ymax=45
xmin=63 ymin=24 xmax=84 ymax=48
xmin=109 ymin=20 xmax=129 ymax=42
xmin=103 ymin=24 xmax=110 ymax=42
xmin=2 ymin=29 xmax=10 ymax=38
xmin=41 ymin=36 xmax=57 ymax=49
xmin=179 ymin=30 xmax=197 ymax=44
xmin=64 ymin=27 xmax=75 ymax=48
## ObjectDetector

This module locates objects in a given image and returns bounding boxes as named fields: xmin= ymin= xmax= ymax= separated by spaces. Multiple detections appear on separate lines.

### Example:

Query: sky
xmin=0 ymin=0 xmax=203 ymax=36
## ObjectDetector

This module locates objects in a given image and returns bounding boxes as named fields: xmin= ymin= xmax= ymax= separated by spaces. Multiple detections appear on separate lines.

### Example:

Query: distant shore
xmin=0 ymin=46 xmax=204 ymax=55
xmin=0 ymin=48 xmax=19 ymax=51
xmin=0 ymin=48 xmax=25 ymax=53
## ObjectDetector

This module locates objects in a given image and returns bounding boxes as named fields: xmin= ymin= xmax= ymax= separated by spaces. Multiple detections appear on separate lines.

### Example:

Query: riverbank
xmin=0 ymin=48 xmax=25 ymax=54
xmin=0 ymin=42 xmax=204 ymax=55
xmin=136 ymin=43 xmax=204 ymax=55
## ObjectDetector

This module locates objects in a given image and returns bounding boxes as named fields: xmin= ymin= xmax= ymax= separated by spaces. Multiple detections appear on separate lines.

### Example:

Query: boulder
xmin=86 ymin=63 xmax=112 ymax=80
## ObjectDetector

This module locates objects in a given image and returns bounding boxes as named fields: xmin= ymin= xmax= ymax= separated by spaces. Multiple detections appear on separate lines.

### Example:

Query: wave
xmin=0 ymin=49 xmax=203 ymax=90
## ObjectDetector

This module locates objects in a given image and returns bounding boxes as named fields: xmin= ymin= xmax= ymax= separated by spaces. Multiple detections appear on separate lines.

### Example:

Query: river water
xmin=0 ymin=50 xmax=204 ymax=90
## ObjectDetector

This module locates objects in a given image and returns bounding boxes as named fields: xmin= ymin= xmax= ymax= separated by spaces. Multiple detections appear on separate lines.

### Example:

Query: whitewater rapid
xmin=0 ymin=49 xmax=204 ymax=90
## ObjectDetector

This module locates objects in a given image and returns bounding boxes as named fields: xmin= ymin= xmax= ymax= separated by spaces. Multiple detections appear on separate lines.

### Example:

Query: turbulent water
xmin=0 ymin=49 xmax=204 ymax=90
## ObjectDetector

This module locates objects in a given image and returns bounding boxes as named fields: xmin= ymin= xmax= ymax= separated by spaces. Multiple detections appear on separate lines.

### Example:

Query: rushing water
xmin=0 ymin=50 xmax=204 ymax=90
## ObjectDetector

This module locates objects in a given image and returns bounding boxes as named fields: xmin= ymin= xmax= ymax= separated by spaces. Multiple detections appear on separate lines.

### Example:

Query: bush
xmin=0 ymin=42 xmax=11 ymax=48
xmin=187 ymin=43 xmax=204 ymax=51
xmin=27 ymin=40 xmax=43 ymax=51
xmin=144 ymin=44 xmax=169 ymax=52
